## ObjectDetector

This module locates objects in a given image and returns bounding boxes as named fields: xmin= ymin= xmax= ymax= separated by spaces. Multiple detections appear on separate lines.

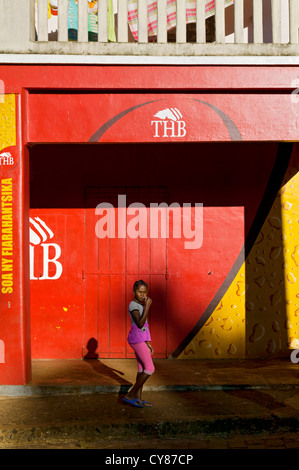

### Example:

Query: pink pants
xmin=129 ymin=342 xmax=155 ymax=375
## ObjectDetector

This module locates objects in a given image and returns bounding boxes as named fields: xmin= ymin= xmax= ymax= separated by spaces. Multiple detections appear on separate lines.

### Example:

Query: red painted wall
xmin=0 ymin=65 xmax=298 ymax=93
xmin=0 ymin=96 xmax=31 ymax=384
xmin=0 ymin=64 xmax=298 ymax=382
xmin=29 ymin=142 xmax=277 ymax=359
xmin=27 ymin=92 xmax=297 ymax=143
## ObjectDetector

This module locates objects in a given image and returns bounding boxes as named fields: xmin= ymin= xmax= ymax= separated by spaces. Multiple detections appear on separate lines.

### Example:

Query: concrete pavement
xmin=0 ymin=357 xmax=299 ymax=449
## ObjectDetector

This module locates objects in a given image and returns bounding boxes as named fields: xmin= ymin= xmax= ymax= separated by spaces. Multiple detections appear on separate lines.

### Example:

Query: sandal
xmin=123 ymin=397 xmax=144 ymax=408
xmin=141 ymin=400 xmax=153 ymax=407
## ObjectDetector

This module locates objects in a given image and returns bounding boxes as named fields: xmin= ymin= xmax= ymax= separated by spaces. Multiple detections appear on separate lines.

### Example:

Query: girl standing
xmin=123 ymin=280 xmax=155 ymax=408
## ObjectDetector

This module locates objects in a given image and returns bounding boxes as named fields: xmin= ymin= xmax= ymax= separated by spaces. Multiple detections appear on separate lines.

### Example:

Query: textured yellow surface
xmin=279 ymin=150 xmax=299 ymax=351
xmin=0 ymin=94 xmax=16 ymax=151
xmin=179 ymin=264 xmax=246 ymax=359
xmin=245 ymin=196 xmax=289 ymax=357
xmin=246 ymin=147 xmax=299 ymax=357
xmin=180 ymin=145 xmax=299 ymax=359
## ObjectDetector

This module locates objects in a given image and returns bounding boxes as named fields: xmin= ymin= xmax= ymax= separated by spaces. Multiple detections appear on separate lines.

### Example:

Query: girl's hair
xmin=133 ymin=280 xmax=148 ymax=291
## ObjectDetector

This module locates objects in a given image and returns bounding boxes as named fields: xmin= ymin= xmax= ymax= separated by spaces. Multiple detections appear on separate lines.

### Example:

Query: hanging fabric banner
xmin=36 ymin=0 xmax=116 ymax=42
xmin=127 ymin=0 xmax=234 ymax=41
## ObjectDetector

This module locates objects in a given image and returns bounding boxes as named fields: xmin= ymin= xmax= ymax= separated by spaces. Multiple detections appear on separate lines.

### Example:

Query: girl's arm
xmin=145 ymin=341 xmax=154 ymax=354
xmin=130 ymin=297 xmax=152 ymax=329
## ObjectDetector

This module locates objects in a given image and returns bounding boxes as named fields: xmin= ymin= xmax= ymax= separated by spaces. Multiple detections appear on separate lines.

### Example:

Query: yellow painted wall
xmin=179 ymin=144 xmax=299 ymax=359
xmin=0 ymin=94 xmax=16 ymax=150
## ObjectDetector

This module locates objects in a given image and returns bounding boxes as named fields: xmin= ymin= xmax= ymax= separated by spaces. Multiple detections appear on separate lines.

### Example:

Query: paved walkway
xmin=2 ymin=357 xmax=299 ymax=395
xmin=0 ymin=358 xmax=299 ymax=449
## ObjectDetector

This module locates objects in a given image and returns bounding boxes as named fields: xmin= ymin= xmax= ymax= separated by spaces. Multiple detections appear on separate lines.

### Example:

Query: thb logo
xmin=290 ymin=349 xmax=299 ymax=364
xmin=0 ymin=146 xmax=19 ymax=168
xmin=151 ymin=108 xmax=187 ymax=138
xmin=29 ymin=217 xmax=63 ymax=280
xmin=0 ymin=151 xmax=14 ymax=166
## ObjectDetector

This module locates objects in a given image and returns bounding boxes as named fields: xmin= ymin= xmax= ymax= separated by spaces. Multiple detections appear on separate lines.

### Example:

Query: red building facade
xmin=0 ymin=64 xmax=299 ymax=384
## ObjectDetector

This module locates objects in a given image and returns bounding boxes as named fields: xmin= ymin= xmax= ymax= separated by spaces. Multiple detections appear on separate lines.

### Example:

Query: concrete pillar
xmin=0 ymin=94 xmax=31 ymax=385
xmin=0 ymin=0 xmax=34 ymax=48
xmin=176 ymin=0 xmax=186 ymax=44
xmin=117 ymin=0 xmax=128 ymax=43
xmin=138 ymin=0 xmax=148 ymax=43
xmin=215 ymin=0 xmax=225 ymax=43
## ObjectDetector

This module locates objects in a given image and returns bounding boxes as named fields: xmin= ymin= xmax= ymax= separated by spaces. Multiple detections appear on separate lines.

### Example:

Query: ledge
xmin=0 ymin=41 xmax=299 ymax=60
xmin=1 ymin=54 xmax=299 ymax=65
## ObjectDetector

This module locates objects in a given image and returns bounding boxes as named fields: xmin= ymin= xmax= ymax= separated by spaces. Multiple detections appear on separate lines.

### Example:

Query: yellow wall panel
xmin=180 ymin=145 xmax=299 ymax=359
xmin=0 ymin=94 xmax=16 ymax=151
xmin=179 ymin=263 xmax=246 ymax=359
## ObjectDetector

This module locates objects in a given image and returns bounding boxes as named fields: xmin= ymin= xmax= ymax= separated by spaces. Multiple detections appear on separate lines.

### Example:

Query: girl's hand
xmin=146 ymin=342 xmax=154 ymax=354
xmin=144 ymin=296 xmax=152 ymax=307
